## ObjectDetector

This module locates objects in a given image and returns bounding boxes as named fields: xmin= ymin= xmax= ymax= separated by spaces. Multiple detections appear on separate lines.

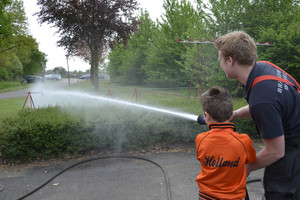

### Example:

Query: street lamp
xmin=66 ymin=54 xmax=70 ymax=86
xmin=41 ymin=62 xmax=44 ymax=77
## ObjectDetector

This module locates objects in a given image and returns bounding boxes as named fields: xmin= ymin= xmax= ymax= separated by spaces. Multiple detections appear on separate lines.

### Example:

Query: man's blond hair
xmin=215 ymin=31 xmax=257 ymax=65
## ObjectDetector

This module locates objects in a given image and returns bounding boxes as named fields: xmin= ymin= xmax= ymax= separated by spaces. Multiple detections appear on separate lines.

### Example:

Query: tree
xmin=52 ymin=66 xmax=67 ymax=76
xmin=0 ymin=0 xmax=46 ymax=80
xmin=22 ymin=47 xmax=46 ymax=76
xmin=15 ymin=35 xmax=47 ymax=77
xmin=234 ymin=0 xmax=300 ymax=81
xmin=142 ymin=0 xmax=204 ymax=87
xmin=108 ymin=44 xmax=125 ymax=83
xmin=36 ymin=0 xmax=139 ymax=91
xmin=0 ymin=0 xmax=20 ymax=54
xmin=203 ymin=0 xmax=251 ymax=36
xmin=107 ymin=0 xmax=300 ymax=90
xmin=108 ymin=10 xmax=156 ymax=85
xmin=0 ymin=0 xmax=13 ymax=50
xmin=258 ymin=7 xmax=300 ymax=82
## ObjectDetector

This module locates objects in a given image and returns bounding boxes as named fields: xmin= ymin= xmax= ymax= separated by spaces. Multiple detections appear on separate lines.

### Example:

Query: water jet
xmin=31 ymin=90 xmax=199 ymax=122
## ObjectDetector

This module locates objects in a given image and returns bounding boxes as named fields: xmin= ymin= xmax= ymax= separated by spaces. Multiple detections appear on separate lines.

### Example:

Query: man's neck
xmin=236 ymin=64 xmax=254 ymax=86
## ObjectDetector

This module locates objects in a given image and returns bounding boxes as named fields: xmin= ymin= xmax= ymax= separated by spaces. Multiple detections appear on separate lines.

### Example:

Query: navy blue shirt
xmin=244 ymin=62 xmax=300 ymax=139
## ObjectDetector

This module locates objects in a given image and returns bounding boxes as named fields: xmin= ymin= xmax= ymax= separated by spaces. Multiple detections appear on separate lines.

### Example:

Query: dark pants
xmin=263 ymin=138 xmax=300 ymax=200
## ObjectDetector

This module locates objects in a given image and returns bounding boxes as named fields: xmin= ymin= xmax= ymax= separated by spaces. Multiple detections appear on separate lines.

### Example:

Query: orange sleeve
xmin=195 ymin=132 xmax=208 ymax=157
xmin=241 ymin=134 xmax=256 ymax=164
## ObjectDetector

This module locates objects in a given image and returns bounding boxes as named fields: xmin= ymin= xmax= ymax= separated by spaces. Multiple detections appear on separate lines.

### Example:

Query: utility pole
xmin=66 ymin=54 xmax=70 ymax=86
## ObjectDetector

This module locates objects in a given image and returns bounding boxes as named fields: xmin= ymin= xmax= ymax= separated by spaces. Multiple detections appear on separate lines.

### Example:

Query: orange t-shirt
xmin=195 ymin=122 xmax=256 ymax=200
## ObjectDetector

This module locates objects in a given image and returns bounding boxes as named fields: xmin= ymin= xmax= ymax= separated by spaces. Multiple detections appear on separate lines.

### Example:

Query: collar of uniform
xmin=208 ymin=122 xmax=235 ymax=131
xmin=244 ymin=62 xmax=258 ymax=100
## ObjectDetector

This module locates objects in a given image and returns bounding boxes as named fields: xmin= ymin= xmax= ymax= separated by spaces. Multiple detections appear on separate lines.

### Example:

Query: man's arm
xmin=230 ymin=105 xmax=252 ymax=121
xmin=246 ymin=135 xmax=285 ymax=175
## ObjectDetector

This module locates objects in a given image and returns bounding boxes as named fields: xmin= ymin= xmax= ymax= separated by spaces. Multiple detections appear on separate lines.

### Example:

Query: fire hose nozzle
xmin=197 ymin=115 xmax=206 ymax=125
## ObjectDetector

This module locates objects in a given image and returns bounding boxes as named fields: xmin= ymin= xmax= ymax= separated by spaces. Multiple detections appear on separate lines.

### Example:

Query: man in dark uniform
xmin=214 ymin=31 xmax=300 ymax=200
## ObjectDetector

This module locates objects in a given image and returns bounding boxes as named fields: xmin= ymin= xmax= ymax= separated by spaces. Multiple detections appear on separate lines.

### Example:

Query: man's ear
xmin=228 ymin=56 xmax=234 ymax=65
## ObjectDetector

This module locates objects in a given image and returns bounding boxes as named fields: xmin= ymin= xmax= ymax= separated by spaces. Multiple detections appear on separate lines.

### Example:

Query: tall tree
xmin=52 ymin=66 xmax=67 ymax=76
xmin=257 ymin=4 xmax=300 ymax=81
xmin=143 ymin=0 xmax=203 ymax=87
xmin=0 ymin=0 xmax=28 ymax=54
xmin=203 ymin=0 xmax=251 ymax=36
xmin=108 ymin=10 xmax=156 ymax=85
xmin=0 ymin=0 xmax=15 ymax=53
xmin=0 ymin=0 xmax=46 ymax=80
xmin=36 ymin=0 xmax=139 ymax=91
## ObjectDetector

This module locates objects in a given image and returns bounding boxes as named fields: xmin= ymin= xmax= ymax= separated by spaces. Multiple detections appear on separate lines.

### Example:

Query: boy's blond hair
xmin=215 ymin=31 xmax=257 ymax=65
xmin=200 ymin=86 xmax=233 ymax=122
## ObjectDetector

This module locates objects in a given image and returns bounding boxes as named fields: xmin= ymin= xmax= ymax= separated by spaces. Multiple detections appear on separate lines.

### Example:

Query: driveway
xmin=0 ymin=144 xmax=265 ymax=200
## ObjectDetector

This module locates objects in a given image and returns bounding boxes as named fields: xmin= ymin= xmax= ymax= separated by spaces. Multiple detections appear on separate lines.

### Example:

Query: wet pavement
xmin=0 ymin=144 xmax=265 ymax=200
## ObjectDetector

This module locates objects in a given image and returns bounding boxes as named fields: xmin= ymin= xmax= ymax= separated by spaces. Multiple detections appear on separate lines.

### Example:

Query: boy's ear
xmin=204 ymin=111 xmax=211 ymax=121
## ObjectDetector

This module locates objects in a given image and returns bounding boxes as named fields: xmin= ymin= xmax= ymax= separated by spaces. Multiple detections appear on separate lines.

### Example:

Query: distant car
xmin=23 ymin=76 xmax=46 ymax=84
xmin=45 ymin=74 xmax=56 ymax=80
xmin=45 ymin=74 xmax=61 ymax=80
xmin=79 ymin=74 xmax=91 ymax=79
xmin=55 ymin=74 xmax=62 ymax=80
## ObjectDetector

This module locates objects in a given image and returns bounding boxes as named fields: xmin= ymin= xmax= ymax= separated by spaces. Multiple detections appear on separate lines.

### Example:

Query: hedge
xmin=0 ymin=105 xmax=258 ymax=163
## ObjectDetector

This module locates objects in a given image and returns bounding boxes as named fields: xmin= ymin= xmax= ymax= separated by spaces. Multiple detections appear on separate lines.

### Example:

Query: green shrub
xmin=0 ymin=102 xmax=257 ymax=164
xmin=0 ymin=107 xmax=95 ymax=163
xmin=72 ymin=105 xmax=207 ymax=150
xmin=235 ymin=118 xmax=259 ymax=139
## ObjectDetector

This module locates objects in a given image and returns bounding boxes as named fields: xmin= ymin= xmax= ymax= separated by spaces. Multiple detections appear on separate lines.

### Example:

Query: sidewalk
xmin=0 ymin=142 xmax=264 ymax=200
xmin=0 ymin=150 xmax=263 ymax=200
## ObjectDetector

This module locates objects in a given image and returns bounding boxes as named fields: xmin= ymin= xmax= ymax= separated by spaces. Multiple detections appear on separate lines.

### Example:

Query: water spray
xmin=31 ymin=90 xmax=210 ymax=125
xmin=33 ymin=90 xmax=199 ymax=122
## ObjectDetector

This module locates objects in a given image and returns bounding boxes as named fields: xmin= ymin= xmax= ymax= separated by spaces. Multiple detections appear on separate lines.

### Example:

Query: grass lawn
xmin=0 ymin=97 xmax=25 ymax=119
xmin=0 ymin=80 xmax=248 ymax=119
xmin=0 ymin=81 xmax=29 ymax=93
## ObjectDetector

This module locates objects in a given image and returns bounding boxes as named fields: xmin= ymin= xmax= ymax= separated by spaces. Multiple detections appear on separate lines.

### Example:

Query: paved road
xmin=0 ymin=79 xmax=79 ymax=100
xmin=0 ymin=145 xmax=265 ymax=200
